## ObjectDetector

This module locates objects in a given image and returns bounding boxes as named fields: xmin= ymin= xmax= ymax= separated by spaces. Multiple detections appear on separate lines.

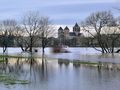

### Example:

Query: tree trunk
xmin=29 ymin=36 xmax=33 ymax=52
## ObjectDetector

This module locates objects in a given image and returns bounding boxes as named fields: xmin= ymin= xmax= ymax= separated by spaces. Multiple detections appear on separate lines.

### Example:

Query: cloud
xmin=43 ymin=0 xmax=118 ymax=6
xmin=0 ymin=0 xmax=118 ymax=8
xmin=0 ymin=0 xmax=119 ymax=24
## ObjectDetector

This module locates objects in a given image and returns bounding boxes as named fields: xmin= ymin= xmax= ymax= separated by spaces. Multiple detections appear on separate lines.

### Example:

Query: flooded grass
xmin=0 ymin=55 xmax=27 ymax=58
xmin=0 ymin=74 xmax=30 ymax=85
xmin=58 ymin=59 xmax=99 ymax=66
xmin=72 ymin=60 xmax=98 ymax=65
xmin=0 ymin=53 xmax=47 ymax=59
xmin=0 ymin=60 xmax=5 ymax=63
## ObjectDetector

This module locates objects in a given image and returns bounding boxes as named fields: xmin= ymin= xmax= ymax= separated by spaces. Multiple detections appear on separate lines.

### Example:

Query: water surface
xmin=0 ymin=47 xmax=120 ymax=90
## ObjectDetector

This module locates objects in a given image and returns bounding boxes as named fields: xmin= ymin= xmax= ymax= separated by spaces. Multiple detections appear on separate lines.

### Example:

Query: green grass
xmin=0 ymin=60 xmax=5 ymax=63
xmin=0 ymin=54 xmax=39 ymax=59
xmin=0 ymin=74 xmax=30 ymax=85
xmin=72 ymin=61 xmax=99 ymax=65
xmin=58 ymin=59 xmax=99 ymax=65
xmin=0 ymin=55 xmax=26 ymax=58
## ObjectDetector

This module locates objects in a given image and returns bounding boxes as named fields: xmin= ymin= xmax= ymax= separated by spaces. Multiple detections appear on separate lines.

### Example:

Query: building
xmin=58 ymin=23 xmax=83 ymax=46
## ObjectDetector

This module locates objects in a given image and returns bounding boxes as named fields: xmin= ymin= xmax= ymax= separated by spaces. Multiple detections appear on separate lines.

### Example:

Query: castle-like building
xmin=58 ymin=23 xmax=83 ymax=46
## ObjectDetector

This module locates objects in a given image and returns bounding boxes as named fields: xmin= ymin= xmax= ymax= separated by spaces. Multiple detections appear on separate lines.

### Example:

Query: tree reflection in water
xmin=1 ymin=53 xmax=120 ymax=90
xmin=0 ymin=53 xmax=53 ymax=85
xmin=58 ymin=59 xmax=70 ymax=67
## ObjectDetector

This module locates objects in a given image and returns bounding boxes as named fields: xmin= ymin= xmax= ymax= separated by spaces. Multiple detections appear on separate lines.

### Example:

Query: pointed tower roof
xmin=64 ymin=26 xmax=69 ymax=30
xmin=73 ymin=23 xmax=80 ymax=32
xmin=74 ymin=23 xmax=79 ymax=27
xmin=58 ymin=27 xmax=63 ymax=31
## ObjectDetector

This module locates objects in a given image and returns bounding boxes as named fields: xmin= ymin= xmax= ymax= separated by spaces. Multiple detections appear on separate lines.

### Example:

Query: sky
xmin=0 ymin=0 xmax=120 ymax=25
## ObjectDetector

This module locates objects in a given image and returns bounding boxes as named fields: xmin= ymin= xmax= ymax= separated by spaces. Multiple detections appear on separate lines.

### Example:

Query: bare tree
xmin=13 ymin=26 xmax=30 ymax=51
xmin=21 ymin=11 xmax=42 ymax=52
xmin=39 ymin=17 xmax=55 ymax=53
xmin=0 ymin=19 xmax=17 ymax=53
xmin=21 ymin=11 xmax=55 ymax=53
xmin=81 ymin=11 xmax=119 ymax=53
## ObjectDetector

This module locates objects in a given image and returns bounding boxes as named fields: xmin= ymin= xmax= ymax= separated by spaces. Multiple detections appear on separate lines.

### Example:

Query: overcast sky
xmin=0 ymin=0 xmax=120 ymax=25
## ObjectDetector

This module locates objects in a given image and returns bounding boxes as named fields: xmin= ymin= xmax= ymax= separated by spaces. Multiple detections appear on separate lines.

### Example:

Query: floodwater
xmin=0 ymin=47 xmax=120 ymax=90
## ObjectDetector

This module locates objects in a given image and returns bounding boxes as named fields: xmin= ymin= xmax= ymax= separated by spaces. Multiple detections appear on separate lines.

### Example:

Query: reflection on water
xmin=1 ymin=55 xmax=120 ymax=90
xmin=58 ymin=59 xmax=70 ymax=67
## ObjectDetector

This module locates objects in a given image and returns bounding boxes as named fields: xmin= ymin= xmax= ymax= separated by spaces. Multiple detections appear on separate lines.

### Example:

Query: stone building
xmin=58 ymin=23 xmax=83 ymax=46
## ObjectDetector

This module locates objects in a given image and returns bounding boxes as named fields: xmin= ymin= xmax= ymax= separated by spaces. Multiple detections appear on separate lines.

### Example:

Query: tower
xmin=58 ymin=27 xmax=63 ymax=38
xmin=58 ymin=27 xmax=64 ymax=45
xmin=64 ymin=26 xmax=69 ymax=39
xmin=73 ymin=23 xmax=80 ymax=36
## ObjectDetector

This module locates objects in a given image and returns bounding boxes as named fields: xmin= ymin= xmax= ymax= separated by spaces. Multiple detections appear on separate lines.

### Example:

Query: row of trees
xmin=0 ymin=11 xmax=55 ymax=53
xmin=81 ymin=11 xmax=120 ymax=53
xmin=0 ymin=10 xmax=120 ymax=54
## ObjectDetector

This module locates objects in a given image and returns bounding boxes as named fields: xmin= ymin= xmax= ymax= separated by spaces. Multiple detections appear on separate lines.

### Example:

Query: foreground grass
xmin=0 ymin=54 xmax=38 ymax=59
xmin=58 ymin=59 xmax=98 ymax=65
xmin=72 ymin=60 xmax=99 ymax=65
xmin=0 ymin=74 xmax=30 ymax=85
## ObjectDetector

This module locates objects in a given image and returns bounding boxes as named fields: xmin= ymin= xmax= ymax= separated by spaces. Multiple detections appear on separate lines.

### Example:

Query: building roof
xmin=73 ymin=23 xmax=80 ymax=27
xmin=64 ymin=26 xmax=69 ymax=30
xmin=58 ymin=27 xmax=63 ymax=30
xmin=69 ymin=32 xmax=76 ymax=36
xmin=69 ymin=32 xmax=83 ymax=36
xmin=73 ymin=23 xmax=80 ymax=32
